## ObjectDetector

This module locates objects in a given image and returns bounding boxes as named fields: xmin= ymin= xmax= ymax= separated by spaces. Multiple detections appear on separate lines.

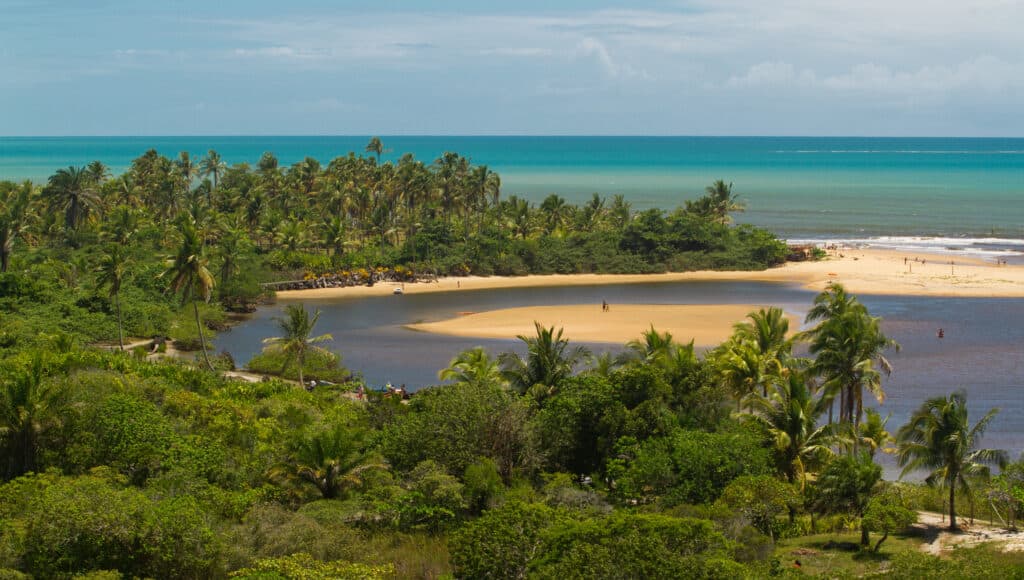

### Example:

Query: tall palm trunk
xmin=949 ymin=482 xmax=958 ymax=530
xmin=115 ymin=292 xmax=124 ymax=350
xmin=297 ymin=349 xmax=305 ymax=387
xmin=193 ymin=301 xmax=215 ymax=371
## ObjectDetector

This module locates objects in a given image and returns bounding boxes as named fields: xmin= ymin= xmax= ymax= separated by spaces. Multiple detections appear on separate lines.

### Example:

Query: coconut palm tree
xmin=0 ymin=181 xmax=35 ymax=273
xmin=733 ymin=306 xmax=793 ymax=363
xmin=439 ymin=347 xmax=505 ymax=388
xmin=365 ymin=136 xmax=386 ymax=165
xmin=896 ymin=390 xmax=1008 ymax=531
xmin=749 ymin=371 xmax=836 ymax=488
xmin=263 ymin=304 xmax=333 ymax=387
xmin=705 ymin=179 xmax=744 ymax=224
xmin=802 ymin=283 xmax=898 ymax=428
xmin=162 ymin=220 xmax=217 ymax=371
xmin=0 ymin=354 xmax=57 ymax=479
xmin=716 ymin=340 xmax=773 ymax=411
xmin=43 ymin=166 xmax=102 ymax=233
xmin=499 ymin=323 xmax=590 ymax=399
xmin=271 ymin=425 xmax=386 ymax=500
xmin=200 ymin=149 xmax=227 ymax=194
xmin=176 ymin=151 xmax=199 ymax=194
xmin=96 ymin=244 xmax=131 ymax=351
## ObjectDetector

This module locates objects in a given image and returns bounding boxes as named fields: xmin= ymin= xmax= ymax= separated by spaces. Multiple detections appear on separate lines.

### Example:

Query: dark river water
xmin=214 ymin=280 xmax=1024 ymax=463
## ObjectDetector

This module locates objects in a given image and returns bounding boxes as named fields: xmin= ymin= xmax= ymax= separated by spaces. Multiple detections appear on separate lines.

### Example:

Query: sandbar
xmin=276 ymin=248 xmax=1024 ymax=301
xmin=406 ymin=304 xmax=800 ymax=345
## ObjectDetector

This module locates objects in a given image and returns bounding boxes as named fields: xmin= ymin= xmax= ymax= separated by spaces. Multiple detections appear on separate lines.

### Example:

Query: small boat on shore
xmin=393 ymin=287 xmax=404 ymax=295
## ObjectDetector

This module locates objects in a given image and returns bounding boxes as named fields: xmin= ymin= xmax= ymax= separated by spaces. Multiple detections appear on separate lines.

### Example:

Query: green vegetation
xmin=0 ymin=141 xmax=1019 ymax=577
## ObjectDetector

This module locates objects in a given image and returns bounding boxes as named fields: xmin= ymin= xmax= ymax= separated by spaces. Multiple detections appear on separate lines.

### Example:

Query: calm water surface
xmin=214 ymin=281 xmax=1024 ymax=460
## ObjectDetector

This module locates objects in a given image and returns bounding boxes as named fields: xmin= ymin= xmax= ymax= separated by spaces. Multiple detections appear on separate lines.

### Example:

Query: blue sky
xmin=2 ymin=0 xmax=1022 ymax=136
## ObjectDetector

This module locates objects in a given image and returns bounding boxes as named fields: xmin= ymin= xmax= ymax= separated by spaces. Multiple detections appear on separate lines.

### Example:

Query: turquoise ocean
xmin=2 ymin=136 xmax=1023 ymax=257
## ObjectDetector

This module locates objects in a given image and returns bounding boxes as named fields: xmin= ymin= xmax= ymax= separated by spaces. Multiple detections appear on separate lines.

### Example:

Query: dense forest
xmin=2 ymin=142 xmax=1023 ymax=578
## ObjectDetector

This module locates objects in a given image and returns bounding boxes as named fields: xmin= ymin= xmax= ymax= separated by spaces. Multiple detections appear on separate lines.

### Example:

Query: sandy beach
xmin=407 ymin=304 xmax=799 ymax=345
xmin=276 ymin=248 xmax=1024 ymax=301
xmin=272 ymin=248 xmax=1024 ymax=344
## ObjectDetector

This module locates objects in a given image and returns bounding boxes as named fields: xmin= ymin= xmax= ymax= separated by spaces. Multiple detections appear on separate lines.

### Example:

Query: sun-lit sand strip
xmin=275 ymin=248 xmax=1024 ymax=301
xmin=406 ymin=304 xmax=800 ymax=345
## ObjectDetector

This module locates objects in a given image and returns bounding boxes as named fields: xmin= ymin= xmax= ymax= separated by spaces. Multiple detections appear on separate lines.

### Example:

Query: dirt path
xmin=914 ymin=511 xmax=1024 ymax=555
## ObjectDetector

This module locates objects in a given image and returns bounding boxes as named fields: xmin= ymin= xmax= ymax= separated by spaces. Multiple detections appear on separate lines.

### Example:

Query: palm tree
xmin=0 ymin=181 xmax=35 ymax=273
xmin=200 ymin=149 xmax=227 ymax=194
xmin=271 ymin=425 xmax=386 ymax=499
xmin=439 ymin=347 xmax=505 ymax=388
xmin=96 ymin=244 xmax=131 ymax=351
xmin=103 ymin=205 xmax=140 ymax=246
xmin=749 ymin=371 xmax=836 ymax=488
xmin=852 ymin=408 xmax=893 ymax=459
xmin=705 ymin=180 xmax=744 ymax=224
xmin=499 ymin=323 xmax=590 ymax=399
xmin=716 ymin=340 xmax=773 ymax=411
xmin=733 ymin=307 xmax=792 ymax=363
xmin=263 ymin=304 xmax=333 ymax=387
xmin=802 ymin=283 xmax=898 ymax=429
xmin=162 ymin=220 xmax=217 ymax=371
xmin=365 ymin=136 xmax=386 ymax=165
xmin=43 ymin=166 xmax=102 ymax=233
xmin=897 ymin=391 xmax=1008 ymax=531
xmin=0 ymin=354 xmax=57 ymax=479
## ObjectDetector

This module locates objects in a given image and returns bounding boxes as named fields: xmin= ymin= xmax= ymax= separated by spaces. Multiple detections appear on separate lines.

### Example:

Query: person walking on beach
xmin=937 ymin=328 xmax=944 ymax=339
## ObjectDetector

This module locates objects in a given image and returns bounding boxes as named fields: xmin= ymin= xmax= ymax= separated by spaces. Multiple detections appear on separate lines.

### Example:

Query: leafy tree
xmin=162 ymin=219 xmax=217 ymax=371
xmin=199 ymin=149 xmax=227 ymax=195
xmin=450 ymin=502 xmax=562 ymax=580
xmin=716 ymin=475 xmax=797 ymax=540
xmin=862 ymin=488 xmax=917 ymax=552
xmin=532 ymin=512 xmax=741 ymax=579
xmin=897 ymin=390 xmax=1008 ymax=530
xmin=262 ymin=304 xmax=333 ymax=387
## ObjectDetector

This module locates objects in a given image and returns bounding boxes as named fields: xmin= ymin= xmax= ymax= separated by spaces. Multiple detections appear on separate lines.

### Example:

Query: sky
xmin=2 ymin=0 xmax=1023 ymax=136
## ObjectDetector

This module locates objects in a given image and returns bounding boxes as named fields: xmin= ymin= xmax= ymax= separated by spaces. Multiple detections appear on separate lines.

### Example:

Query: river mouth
xmin=214 ymin=279 xmax=1024 ymax=462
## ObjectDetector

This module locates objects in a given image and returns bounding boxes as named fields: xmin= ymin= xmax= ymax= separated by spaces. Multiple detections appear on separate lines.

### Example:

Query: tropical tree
xmin=365 ymin=136 xmax=386 ymax=165
xmin=0 ymin=181 xmax=35 ymax=272
xmin=499 ymin=323 xmax=590 ymax=400
xmin=811 ymin=452 xmax=882 ymax=547
xmin=439 ymin=347 xmax=505 ymax=388
xmin=733 ymin=306 xmax=792 ymax=363
xmin=199 ymin=149 xmax=227 ymax=194
xmin=162 ymin=219 xmax=217 ymax=371
xmin=271 ymin=425 xmax=386 ymax=499
xmin=896 ymin=390 xmax=1008 ymax=530
xmin=749 ymin=371 xmax=836 ymax=488
xmin=705 ymin=179 xmax=744 ymax=224
xmin=0 ymin=354 xmax=58 ymax=479
xmin=802 ymin=283 xmax=898 ymax=428
xmin=263 ymin=304 xmax=334 ymax=387
xmin=42 ymin=166 xmax=102 ymax=233
xmin=96 ymin=244 xmax=131 ymax=350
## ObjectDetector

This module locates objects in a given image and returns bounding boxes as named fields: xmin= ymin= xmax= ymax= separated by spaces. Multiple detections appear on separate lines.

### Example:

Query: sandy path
xmin=275 ymin=248 xmax=1024 ymax=302
xmin=915 ymin=511 xmax=1024 ymax=555
xmin=407 ymin=303 xmax=799 ymax=345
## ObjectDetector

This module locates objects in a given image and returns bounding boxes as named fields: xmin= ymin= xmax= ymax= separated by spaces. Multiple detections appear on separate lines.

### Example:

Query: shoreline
xmin=407 ymin=304 xmax=800 ymax=346
xmin=275 ymin=248 xmax=1024 ymax=301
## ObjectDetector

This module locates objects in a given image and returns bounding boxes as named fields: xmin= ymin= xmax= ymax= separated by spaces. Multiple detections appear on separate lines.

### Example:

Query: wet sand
xmin=276 ymin=249 xmax=1024 ymax=301
xmin=407 ymin=304 xmax=800 ymax=345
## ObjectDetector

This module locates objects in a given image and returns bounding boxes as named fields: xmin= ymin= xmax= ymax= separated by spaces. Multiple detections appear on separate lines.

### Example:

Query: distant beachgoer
xmin=937 ymin=328 xmax=945 ymax=339
xmin=602 ymin=300 xmax=608 ymax=312
xmin=457 ymin=281 xmax=460 ymax=288
xmin=357 ymin=384 xmax=365 ymax=400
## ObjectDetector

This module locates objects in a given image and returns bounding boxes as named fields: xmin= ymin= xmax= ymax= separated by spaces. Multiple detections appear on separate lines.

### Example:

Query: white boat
xmin=393 ymin=287 xmax=404 ymax=295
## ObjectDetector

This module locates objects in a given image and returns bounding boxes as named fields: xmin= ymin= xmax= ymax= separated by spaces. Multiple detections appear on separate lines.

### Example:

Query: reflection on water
xmin=214 ymin=281 xmax=1024 ymax=460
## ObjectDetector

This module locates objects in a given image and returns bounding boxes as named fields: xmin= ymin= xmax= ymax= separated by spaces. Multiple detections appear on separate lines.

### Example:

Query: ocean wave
xmin=785 ymin=236 xmax=1024 ymax=260
xmin=775 ymin=150 xmax=1024 ymax=155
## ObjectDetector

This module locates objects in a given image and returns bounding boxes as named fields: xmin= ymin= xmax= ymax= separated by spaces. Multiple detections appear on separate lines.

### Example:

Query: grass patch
xmin=775 ymin=531 xmax=921 ymax=577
